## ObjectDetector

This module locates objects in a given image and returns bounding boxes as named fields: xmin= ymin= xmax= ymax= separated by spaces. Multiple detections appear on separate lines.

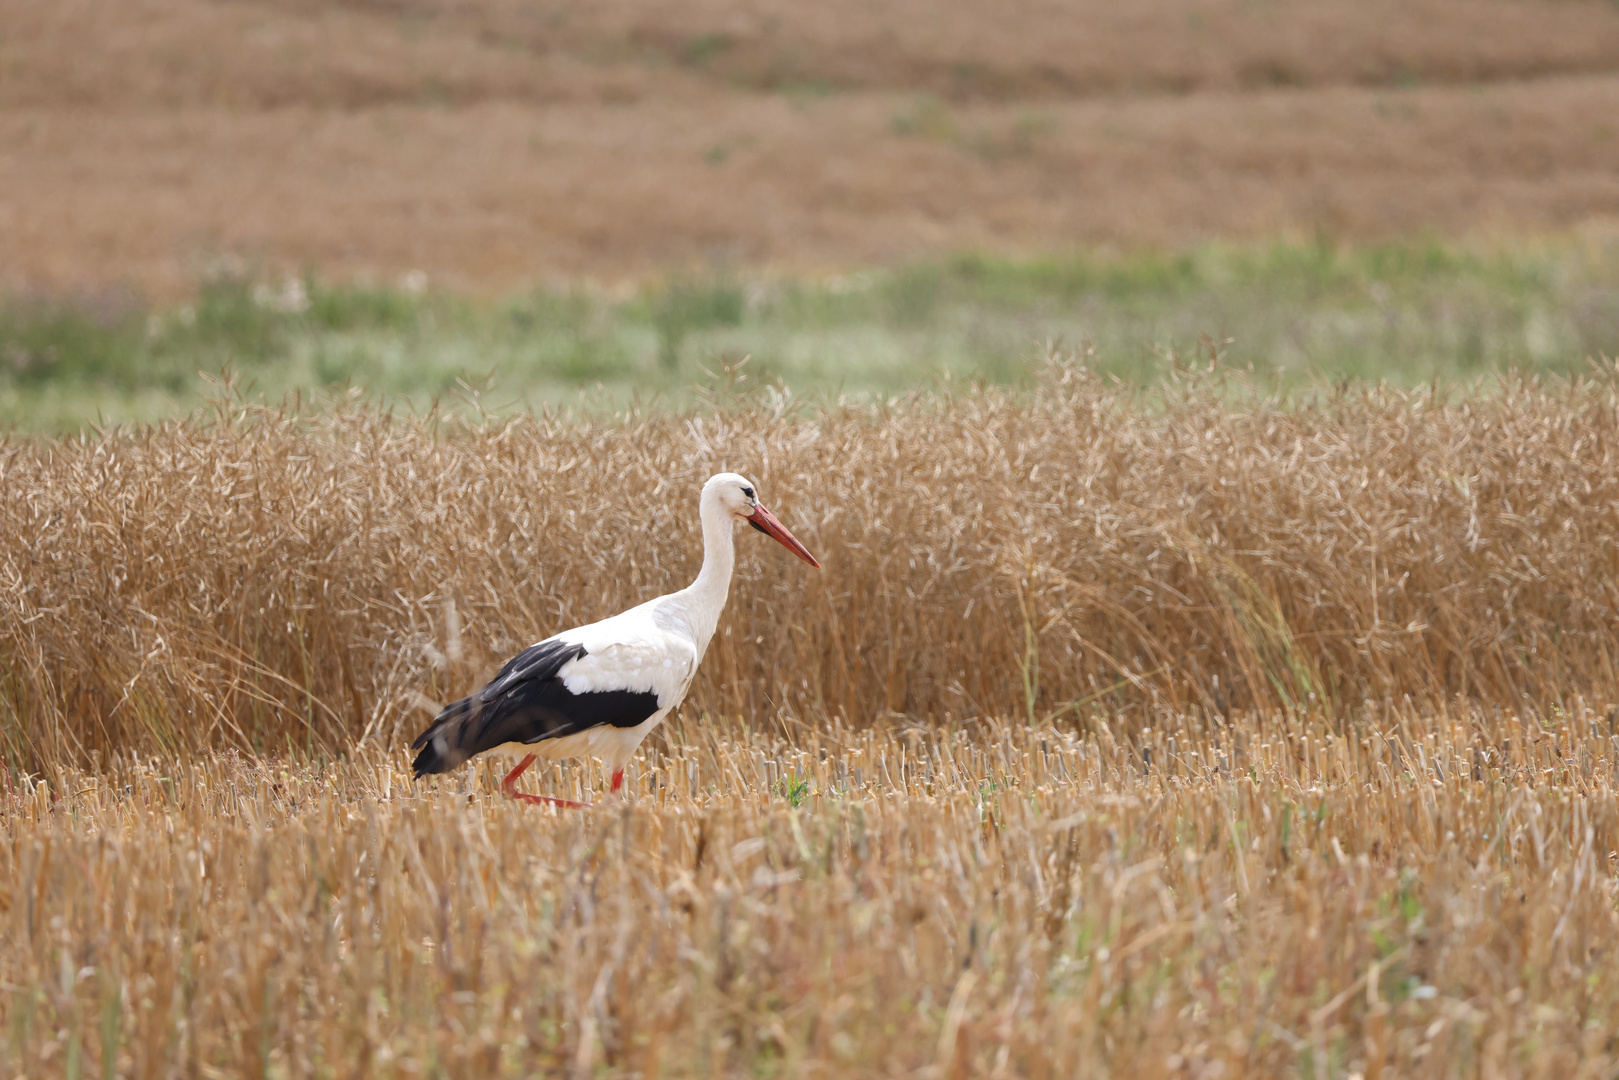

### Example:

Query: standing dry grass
xmin=4 ymin=358 xmax=1619 ymax=775
xmin=3 ymin=361 xmax=1619 ymax=1075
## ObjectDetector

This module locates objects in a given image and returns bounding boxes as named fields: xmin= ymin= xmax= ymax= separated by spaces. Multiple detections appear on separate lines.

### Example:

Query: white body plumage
xmin=409 ymin=472 xmax=820 ymax=805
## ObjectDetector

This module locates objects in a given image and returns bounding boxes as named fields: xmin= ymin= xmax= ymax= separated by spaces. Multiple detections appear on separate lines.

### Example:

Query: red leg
xmin=609 ymin=768 xmax=625 ymax=794
xmin=499 ymin=754 xmax=593 ymax=809
xmin=499 ymin=754 xmax=536 ymax=790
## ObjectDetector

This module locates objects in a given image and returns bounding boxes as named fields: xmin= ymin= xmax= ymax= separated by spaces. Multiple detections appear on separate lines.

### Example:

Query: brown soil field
xmin=4 ymin=0 xmax=1619 ymax=297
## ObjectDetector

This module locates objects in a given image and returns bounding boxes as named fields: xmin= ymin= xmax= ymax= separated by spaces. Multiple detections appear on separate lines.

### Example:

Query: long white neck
xmin=672 ymin=490 xmax=737 ymax=656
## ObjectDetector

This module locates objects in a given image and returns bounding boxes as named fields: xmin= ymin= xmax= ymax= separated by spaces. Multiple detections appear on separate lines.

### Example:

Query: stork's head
xmin=704 ymin=473 xmax=821 ymax=568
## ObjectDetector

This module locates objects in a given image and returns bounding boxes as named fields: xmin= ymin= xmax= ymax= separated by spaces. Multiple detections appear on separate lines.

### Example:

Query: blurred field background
xmin=5 ymin=240 xmax=1619 ymax=431
xmin=5 ymin=0 xmax=1619 ymax=426
xmin=6 ymin=2 xmax=1619 ymax=1076
xmin=7 ymin=0 xmax=1619 ymax=295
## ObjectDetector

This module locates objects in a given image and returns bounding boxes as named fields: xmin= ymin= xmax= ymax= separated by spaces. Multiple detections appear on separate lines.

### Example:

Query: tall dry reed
xmin=3 ymin=358 xmax=1619 ymax=776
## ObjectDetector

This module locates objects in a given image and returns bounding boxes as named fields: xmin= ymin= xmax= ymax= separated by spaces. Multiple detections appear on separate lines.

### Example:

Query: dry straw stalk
xmin=3 ymin=360 xmax=1618 ymax=774
xmin=3 ymin=360 xmax=1619 ymax=1075
xmin=1 ymin=707 xmax=1616 ymax=1076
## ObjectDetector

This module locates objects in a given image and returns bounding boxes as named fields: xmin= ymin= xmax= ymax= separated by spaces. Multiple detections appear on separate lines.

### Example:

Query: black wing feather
xmin=479 ymin=639 xmax=585 ymax=703
xmin=410 ymin=638 xmax=660 ymax=777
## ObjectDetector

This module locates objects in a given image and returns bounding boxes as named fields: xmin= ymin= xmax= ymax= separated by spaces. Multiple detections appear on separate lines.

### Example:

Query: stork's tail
xmin=409 ymin=696 xmax=480 ymax=778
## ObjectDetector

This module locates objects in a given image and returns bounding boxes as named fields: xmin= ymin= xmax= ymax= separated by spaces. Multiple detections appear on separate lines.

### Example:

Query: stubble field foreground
xmin=3 ymin=362 xmax=1619 ymax=1076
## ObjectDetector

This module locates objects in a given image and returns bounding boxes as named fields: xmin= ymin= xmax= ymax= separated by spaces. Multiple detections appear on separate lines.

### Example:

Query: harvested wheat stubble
xmin=1 ymin=705 xmax=1616 ymax=1077
xmin=4 ymin=359 xmax=1619 ymax=776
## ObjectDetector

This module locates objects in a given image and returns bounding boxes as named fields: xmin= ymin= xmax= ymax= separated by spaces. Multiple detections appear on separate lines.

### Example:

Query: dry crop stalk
xmin=5 ymin=361 xmax=1619 ymax=774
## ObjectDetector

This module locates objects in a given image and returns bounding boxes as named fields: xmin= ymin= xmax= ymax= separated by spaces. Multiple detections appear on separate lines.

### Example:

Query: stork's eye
xmin=741 ymin=485 xmax=755 ymax=500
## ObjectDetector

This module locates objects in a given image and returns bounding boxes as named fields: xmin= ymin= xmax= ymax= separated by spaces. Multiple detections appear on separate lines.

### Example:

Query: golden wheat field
xmin=4 ymin=361 xmax=1619 ymax=1077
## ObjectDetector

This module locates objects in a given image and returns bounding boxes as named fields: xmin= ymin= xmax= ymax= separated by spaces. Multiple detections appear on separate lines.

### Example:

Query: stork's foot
xmin=506 ymin=790 xmax=594 ymax=809
xmin=498 ymin=753 xmax=593 ymax=810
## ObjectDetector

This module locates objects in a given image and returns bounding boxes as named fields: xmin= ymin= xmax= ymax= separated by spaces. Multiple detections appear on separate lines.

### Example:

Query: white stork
xmin=409 ymin=473 xmax=820 ymax=807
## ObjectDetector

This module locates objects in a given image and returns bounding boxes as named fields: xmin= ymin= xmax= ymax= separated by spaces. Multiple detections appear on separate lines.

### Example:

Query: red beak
xmin=747 ymin=502 xmax=821 ymax=568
